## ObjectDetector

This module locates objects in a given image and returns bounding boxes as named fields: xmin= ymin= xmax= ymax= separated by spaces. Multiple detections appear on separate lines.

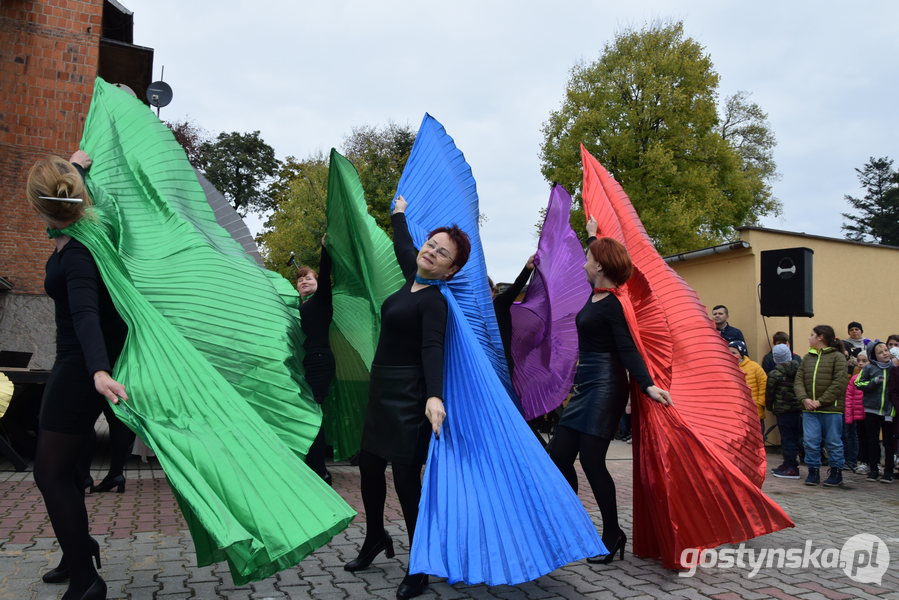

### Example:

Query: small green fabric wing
xmin=323 ymin=149 xmax=405 ymax=460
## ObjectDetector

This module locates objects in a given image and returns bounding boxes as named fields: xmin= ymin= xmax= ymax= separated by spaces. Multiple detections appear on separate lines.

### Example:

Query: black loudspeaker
xmin=760 ymin=247 xmax=813 ymax=317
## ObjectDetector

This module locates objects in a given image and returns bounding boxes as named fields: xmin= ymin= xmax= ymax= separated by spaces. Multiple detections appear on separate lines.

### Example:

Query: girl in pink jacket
xmin=845 ymin=352 xmax=868 ymax=473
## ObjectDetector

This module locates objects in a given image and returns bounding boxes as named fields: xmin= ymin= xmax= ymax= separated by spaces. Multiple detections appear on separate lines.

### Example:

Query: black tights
xmin=34 ymin=429 xmax=98 ymax=595
xmin=102 ymin=403 xmax=135 ymax=479
xmin=358 ymin=450 xmax=423 ymax=550
xmin=548 ymin=425 xmax=622 ymax=547
xmin=76 ymin=428 xmax=95 ymax=489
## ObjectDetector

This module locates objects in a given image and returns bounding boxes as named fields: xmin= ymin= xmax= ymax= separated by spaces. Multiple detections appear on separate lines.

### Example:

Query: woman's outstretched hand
xmin=393 ymin=195 xmax=408 ymax=214
xmin=646 ymin=385 xmax=672 ymax=406
xmin=425 ymin=396 xmax=446 ymax=438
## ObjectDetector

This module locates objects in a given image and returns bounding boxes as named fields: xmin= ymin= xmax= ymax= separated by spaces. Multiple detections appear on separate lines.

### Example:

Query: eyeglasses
xmin=425 ymin=240 xmax=455 ymax=263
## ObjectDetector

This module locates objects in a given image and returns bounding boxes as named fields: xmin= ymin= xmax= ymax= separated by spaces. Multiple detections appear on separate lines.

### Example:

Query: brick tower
xmin=0 ymin=0 xmax=152 ymax=367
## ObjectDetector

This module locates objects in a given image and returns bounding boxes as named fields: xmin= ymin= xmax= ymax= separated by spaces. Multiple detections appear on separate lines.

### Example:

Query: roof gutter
xmin=664 ymin=241 xmax=751 ymax=264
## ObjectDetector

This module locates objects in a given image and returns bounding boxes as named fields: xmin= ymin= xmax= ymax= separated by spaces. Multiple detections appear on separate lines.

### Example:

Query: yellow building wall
xmin=739 ymin=228 xmax=899 ymax=355
xmin=667 ymin=228 xmax=899 ymax=445
xmin=670 ymin=228 xmax=899 ymax=357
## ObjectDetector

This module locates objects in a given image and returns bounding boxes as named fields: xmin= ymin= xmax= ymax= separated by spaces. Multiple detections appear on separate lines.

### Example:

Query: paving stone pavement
xmin=2 ymin=441 xmax=898 ymax=599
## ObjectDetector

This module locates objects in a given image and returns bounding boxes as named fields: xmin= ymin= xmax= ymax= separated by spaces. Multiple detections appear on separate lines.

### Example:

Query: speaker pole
xmin=789 ymin=316 xmax=794 ymax=354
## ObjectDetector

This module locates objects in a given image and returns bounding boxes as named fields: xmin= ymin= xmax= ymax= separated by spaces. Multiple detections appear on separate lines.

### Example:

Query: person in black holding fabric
xmin=27 ymin=151 xmax=128 ymax=600
xmin=490 ymin=255 xmax=534 ymax=377
xmin=548 ymin=217 xmax=671 ymax=565
xmin=297 ymin=234 xmax=335 ymax=485
xmin=490 ymin=256 xmax=553 ymax=444
xmin=343 ymin=196 xmax=470 ymax=600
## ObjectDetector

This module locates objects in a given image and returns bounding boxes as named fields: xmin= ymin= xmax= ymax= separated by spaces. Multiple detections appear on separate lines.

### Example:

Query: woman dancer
xmin=490 ymin=254 xmax=534 ymax=378
xmin=28 ymin=151 xmax=127 ymax=600
xmin=343 ymin=196 xmax=470 ymax=599
xmin=297 ymin=235 xmax=335 ymax=484
xmin=548 ymin=217 xmax=671 ymax=564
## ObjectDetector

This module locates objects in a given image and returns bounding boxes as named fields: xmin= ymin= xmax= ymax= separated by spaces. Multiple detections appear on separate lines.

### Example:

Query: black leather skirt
xmin=558 ymin=352 xmax=629 ymax=439
xmin=361 ymin=364 xmax=430 ymax=465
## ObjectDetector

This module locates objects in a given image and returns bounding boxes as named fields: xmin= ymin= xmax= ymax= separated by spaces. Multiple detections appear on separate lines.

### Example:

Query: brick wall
xmin=0 ymin=0 xmax=103 ymax=296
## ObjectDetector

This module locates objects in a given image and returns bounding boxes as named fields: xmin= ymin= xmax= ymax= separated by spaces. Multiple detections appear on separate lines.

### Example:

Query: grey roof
xmin=196 ymin=169 xmax=265 ymax=268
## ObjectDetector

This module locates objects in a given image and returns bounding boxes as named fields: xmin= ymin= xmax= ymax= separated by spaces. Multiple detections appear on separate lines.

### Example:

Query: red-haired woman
xmin=343 ymin=196 xmax=470 ymax=600
xmin=548 ymin=217 xmax=671 ymax=564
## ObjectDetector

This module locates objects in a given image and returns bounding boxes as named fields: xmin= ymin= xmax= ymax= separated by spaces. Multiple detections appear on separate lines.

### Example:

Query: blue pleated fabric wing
xmin=401 ymin=115 xmax=604 ymax=585
xmin=396 ymin=115 xmax=510 ymax=390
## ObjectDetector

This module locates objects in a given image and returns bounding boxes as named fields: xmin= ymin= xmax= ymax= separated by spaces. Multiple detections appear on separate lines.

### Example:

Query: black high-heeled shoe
xmin=79 ymin=577 xmax=107 ymax=599
xmin=587 ymin=532 xmax=627 ymax=564
xmin=344 ymin=532 xmax=395 ymax=571
xmin=61 ymin=576 xmax=106 ymax=600
xmin=396 ymin=573 xmax=429 ymax=599
xmin=90 ymin=474 xmax=125 ymax=494
xmin=42 ymin=537 xmax=102 ymax=583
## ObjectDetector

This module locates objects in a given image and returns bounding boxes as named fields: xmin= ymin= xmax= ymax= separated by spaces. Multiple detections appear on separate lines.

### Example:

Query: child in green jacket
xmin=794 ymin=325 xmax=848 ymax=487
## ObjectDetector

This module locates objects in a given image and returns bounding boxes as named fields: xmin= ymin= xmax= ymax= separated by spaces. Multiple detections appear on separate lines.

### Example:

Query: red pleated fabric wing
xmin=580 ymin=145 xmax=793 ymax=568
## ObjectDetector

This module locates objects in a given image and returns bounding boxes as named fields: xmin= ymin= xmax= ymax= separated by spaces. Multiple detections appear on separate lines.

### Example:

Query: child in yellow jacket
xmin=729 ymin=340 xmax=768 ymax=438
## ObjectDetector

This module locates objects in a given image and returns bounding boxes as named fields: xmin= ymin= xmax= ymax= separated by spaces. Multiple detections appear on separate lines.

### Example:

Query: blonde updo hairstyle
xmin=26 ymin=156 xmax=92 ymax=225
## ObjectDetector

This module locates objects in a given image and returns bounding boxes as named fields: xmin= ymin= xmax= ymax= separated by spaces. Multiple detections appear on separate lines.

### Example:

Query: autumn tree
xmin=540 ymin=21 xmax=780 ymax=254
xmin=256 ymin=155 xmax=329 ymax=281
xmin=343 ymin=123 xmax=416 ymax=232
xmin=166 ymin=119 xmax=209 ymax=168
xmin=257 ymin=123 xmax=416 ymax=279
xmin=841 ymin=157 xmax=899 ymax=245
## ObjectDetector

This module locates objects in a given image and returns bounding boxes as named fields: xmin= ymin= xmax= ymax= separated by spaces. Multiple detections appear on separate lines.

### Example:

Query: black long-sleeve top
xmin=44 ymin=239 xmax=127 ymax=375
xmin=576 ymin=290 xmax=654 ymax=393
xmin=299 ymin=246 xmax=333 ymax=352
xmin=371 ymin=213 xmax=448 ymax=399
xmin=493 ymin=265 xmax=533 ymax=373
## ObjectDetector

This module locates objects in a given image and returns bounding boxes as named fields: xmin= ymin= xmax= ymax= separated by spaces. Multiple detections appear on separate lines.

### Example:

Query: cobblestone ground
xmin=2 ymin=440 xmax=898 ymax=599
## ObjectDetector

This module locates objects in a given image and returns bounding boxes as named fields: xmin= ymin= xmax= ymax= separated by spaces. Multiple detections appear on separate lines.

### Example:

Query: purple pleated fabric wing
xmin=510 ymin=184 xmax=590 ymax=420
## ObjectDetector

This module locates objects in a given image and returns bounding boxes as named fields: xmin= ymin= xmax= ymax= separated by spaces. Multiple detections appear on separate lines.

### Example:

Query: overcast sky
xmin=126 ymin=0 xmax=899 ymax=281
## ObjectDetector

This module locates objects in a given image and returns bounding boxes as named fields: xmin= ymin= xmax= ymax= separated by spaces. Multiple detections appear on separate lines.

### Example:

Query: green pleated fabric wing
xmin=80 ymin=78 xmax=319 ymax=456
xmin=67 ymin=78 xmax=355 ymax=584
xmin=324 ymin=149 xmax=405 ymax=460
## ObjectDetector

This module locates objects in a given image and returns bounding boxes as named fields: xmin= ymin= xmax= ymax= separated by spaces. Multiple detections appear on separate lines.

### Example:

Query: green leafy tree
xmin=198 ymin=130 xmax=281 ymax=216
xmin=841 ymin=157 xmax=899 ymax=245
xmin=258 ymin=123 xmax=416 ymax=278
xmin=540 ymin=21 xmax=780 ymax=254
